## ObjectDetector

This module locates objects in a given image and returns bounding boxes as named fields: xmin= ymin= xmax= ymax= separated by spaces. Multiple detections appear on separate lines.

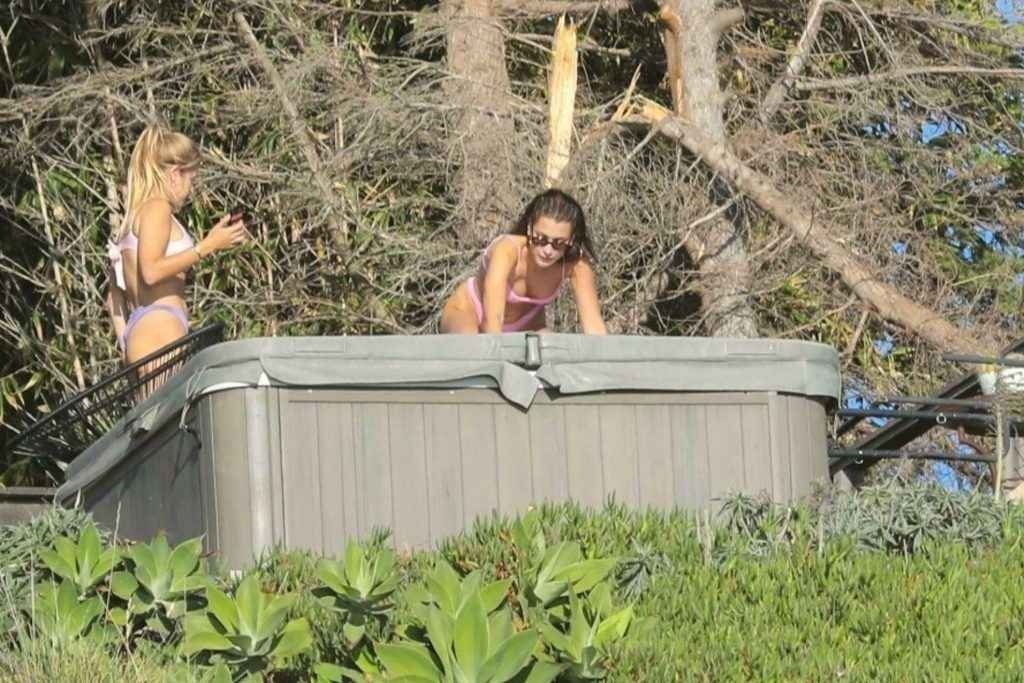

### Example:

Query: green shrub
xmin=7 ymin=482 xmax=1024 ymax=680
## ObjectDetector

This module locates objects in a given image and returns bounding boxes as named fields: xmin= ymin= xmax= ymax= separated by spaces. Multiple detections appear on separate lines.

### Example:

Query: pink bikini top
xmin=480 ymin=235 xmax=565 ymax=306
xmin=108 ymin=216 xmax=194 ymax=290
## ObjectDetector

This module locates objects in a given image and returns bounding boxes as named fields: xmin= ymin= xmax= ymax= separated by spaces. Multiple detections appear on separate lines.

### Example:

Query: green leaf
xmin=181 ymin=616 xmax=234 ymax=656
xmin=454 ymin=593 xmax=488 ymax=679
xmin=53 ymin=536 xmax=78 ymax=569
xmin=425 ymin=607 xmax=454 ymax=670
xmin=522 ymin=661 xmax=564 ymax=683
xmin=554 ymin=559 xmax=617 ymax=594
xmin=109 ymin=607 xmax=129 ymax=627
xmin=200 ymin=663 xmax=232 ymax=683
xmin=594 ymin=606 xmax=633 ymax=647
xmin=258 ymin=594 xmax=296 ymax=642
xmin=272 ymin=617 xmax=313 ymax=659
xmin=427 ymin=562 xmax=461 ymax=615
xmin=110 ymin=571 xmax=139 ymax=600
xmin=206 ymin=586 xmax=239 ymax=632
xmin=378 ymin=642 xmax=440 ymax=679
xmin=78 ymin=524 xmax=102 ymax=573
xmin=169 ymin=537 xmax=203 ymax=580
xmin=313 ymin=662 xmax=349 ymax=683
xmin=479 ymin=631 xmax=538 ymax=683
xmin=235 ymin=575 xmax=262 ymax=638
xmin=480 ymin=579 xmax=512 ymax=614
xmin=38 ymin=548 xmax=76 ymax=583
xmin=344 ymin=543 xmax=365 ymax=585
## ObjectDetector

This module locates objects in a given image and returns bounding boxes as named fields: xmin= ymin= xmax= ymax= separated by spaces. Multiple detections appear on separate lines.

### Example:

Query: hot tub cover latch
xmin=524 ymin=333 xmax=542 ymax=369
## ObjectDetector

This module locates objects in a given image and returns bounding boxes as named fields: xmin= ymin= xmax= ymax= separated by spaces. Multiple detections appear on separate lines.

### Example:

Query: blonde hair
xmin=116 ymin=124 xmax=200 ymax=240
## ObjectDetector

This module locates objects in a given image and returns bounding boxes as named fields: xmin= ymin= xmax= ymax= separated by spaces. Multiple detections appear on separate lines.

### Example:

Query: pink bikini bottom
xmin=466 ymin=277 xmax=544 ymax=332
xmin=121 ymin=304 xmax=189 ymax=352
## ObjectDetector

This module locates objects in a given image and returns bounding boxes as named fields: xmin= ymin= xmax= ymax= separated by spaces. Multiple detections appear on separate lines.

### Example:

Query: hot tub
xmin=57 ymin=334 xmax=839 ymax=568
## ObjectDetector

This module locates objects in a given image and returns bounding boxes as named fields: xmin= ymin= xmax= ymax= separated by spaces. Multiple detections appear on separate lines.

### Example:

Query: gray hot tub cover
xmin=58 ymin=334 xmax=839 ymax=502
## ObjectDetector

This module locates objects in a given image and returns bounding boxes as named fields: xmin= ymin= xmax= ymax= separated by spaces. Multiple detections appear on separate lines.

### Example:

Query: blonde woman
xmin=107 ymin=124 xmax=247 ymax=364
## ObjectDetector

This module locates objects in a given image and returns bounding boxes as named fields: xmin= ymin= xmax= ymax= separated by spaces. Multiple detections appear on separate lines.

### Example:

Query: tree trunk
xmin=641 ymin=102 xmax=985 ymax=354
xmin=660 ymin=1 xmax=758 ymax=338
xmin=444 ymin=0 xmax=516 ymax=244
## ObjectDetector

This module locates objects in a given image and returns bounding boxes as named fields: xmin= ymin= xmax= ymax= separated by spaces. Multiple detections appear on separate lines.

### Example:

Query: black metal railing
xmin=3 ymin=323 xmax=223 ymax=466
xmin=829 ymin=339 xmax=1024 ymax=476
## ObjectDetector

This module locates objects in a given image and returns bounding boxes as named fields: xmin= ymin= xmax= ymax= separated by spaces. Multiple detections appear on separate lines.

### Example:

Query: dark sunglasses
xmin=527 ymin=230 xmax=573 ymax=251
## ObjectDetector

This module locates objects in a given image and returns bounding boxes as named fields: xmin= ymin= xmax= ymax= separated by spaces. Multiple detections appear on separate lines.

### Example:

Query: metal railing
xmin=3 ymin=323 xmax=224 ymax=467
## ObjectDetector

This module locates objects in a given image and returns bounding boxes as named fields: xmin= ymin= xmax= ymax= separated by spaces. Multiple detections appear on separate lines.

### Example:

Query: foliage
xmin=313 ymin=542 xmax=400 ymax=649
xmin=0 ymin=505 xmax=94 ymax=633
xmin=180 ymin=574 xmax=313 ymax=678
xmin=382 ymin=561 xmax=547 ymax=683
xmin=36 ymin=521 xmax=119 ymax=597
xmin=8 ymin=486 xmax=1024 ymax=678
xmin=108 ymin=533 xmax=208 ymax=641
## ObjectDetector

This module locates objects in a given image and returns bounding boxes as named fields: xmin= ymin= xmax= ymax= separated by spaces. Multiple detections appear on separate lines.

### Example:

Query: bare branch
xmin=795 ymin=65 xmax=1024 ymax=91
xmin=710 ymin=8 xmax=745 ymax=37
xmin=511 ymin=32 xmax=631 ymax=57
xmin=495 ymin=0 xmax=631 ymax=17
xmin=761 ymin=0 xmax=827 ymax=120
xmin=234 ymin=11 xmax=349 ymax=256
xmin=634 ymin=98 xmax=987 ymax=355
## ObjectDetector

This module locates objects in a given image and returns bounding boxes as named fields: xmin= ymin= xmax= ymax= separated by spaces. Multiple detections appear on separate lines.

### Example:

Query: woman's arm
xmin=137 ymin=201 xmax=246 ymax=286
xmin=570 ymin=257 xmax=607 ymax=335
xmin=137 ymin=201 xmax=201 ymax=286
xmin=481 ymin=239 xmax=519 ymax=333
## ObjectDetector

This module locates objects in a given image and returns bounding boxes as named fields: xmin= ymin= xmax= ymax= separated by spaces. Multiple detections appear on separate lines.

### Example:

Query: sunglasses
xmin=527 ymin=230 xmax=574 ymax=251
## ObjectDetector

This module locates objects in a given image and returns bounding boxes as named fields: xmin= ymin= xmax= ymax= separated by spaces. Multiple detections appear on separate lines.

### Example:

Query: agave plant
xmin=534 ymin=585 xmax=634 ymax=681
xmin=380 ymin=591 xmax=555 ymax=683
xmin=36 ymin=521 xmax=119 ymax=598
xmin=405 ymin=561 xmax=512 ymax=621
xmin=108 ymin=533 xmax=209 ymax=639
xmin=29 ymin=578 xmax=109 ymax=648
xmin=180 ymin=574 xmax=313 ymax=677
xmin=313 ymin=542 xmax=400 ymax=648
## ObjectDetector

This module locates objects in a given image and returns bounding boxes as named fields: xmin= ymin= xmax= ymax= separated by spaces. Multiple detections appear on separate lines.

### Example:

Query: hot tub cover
xmin=58 ymin=334 xmax=839 ymax=501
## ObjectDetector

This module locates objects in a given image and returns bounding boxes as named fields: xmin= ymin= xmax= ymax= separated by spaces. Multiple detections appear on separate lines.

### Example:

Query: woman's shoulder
xmin=491 ymin=233 xmax=526 ymax=254
xmin=135 ymin=198 xmax=173 ymax=233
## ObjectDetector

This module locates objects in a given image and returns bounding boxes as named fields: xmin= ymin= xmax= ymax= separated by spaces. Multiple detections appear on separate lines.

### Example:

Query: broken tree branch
xmin=761 ymin=0 xmax=827 ymax=120
xmin=710 ymin=8 xmax=745 ymax=37
xmin=512 ymin=32 xmax=631 ymax=57
xmin=635 ymin=99 xmax=986 ymax=355
xmin=658 ymin=3 xmax=684 ymax=114
xmin=234 ymin=11 xmax=349 ymax=255
xmin=496 ymin=0 xmax=631 ymax=17
xmin=546 ymin=16 xmax=577 ymax=188
xmin=795 ymin=65 xmax=1024 ymax=91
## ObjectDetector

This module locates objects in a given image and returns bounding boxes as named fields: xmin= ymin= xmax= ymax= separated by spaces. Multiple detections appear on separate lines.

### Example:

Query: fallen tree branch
xmin=512 ymin=32 xmax=631 ymax=57
xmin=761 ymin=0 xmax=827 ymax=120
xmin=710 ymin=8 xmax=745 ymax=37
xmin=234 ymin=11 xmax=349 ymax=256
xmin=0 ymin=45 xmax=233 ymax=123
xmin=634 ymin=98 xmax=986 ymax=355
xmin=795 ymin=65 xmax=1024 ymax=91
xmin=496 ymin=0 xmax=631 ymax=17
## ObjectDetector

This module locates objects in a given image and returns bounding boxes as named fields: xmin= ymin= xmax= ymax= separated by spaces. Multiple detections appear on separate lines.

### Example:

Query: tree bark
xmin=660 ymin=1 xmax=759 ymax=338
xmin=443 ymin=0 xmax=517 ymax=244
xmin=639 ymin=101 xmax=985 ymax=354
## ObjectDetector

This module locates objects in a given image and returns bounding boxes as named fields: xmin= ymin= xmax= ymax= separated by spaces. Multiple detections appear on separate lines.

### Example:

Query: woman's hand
xmin=199 ymin=214 xmax=248 ymax=256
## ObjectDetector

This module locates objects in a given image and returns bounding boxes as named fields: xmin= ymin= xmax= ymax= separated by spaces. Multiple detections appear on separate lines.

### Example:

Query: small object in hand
xmin=229 ymin=211 xmax=245 ymax=223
